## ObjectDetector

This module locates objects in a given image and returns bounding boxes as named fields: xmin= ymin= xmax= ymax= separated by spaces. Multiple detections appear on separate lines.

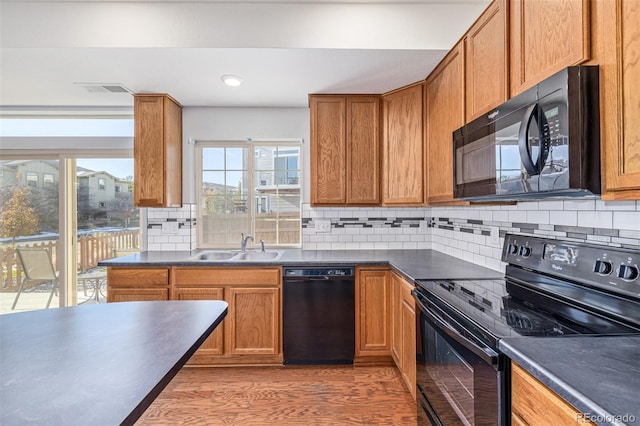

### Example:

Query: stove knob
xmin=593 ymin=260 xmax=613 ymax=276
xmin=508 ymin=244 xmax=518 ymax=255
xmin=519 ymin=246 xmax=532 ymax=257
xmin=618 ymin=264 xmax=639 ymax=281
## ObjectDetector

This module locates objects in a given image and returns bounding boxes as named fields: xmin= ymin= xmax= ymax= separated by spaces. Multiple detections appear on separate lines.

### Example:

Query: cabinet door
xmin=134 ymin=94 xmax=182 ymax=208
xmin=347 ymin=96 xmax=380 ymax=204
xmin=390 ymin=272 xmax=403 ymax=365
xmin=226 ymin=287 xmax=280 ymax=355
xmin=108 ymin=288 xmax=168 ymax=303
xmin=511 ymin=362 xmax=596 ymax=425
xmin=310 ymin=96 xmax=347 ymax=204
xmin=356 ymin=268 xmax=391 ymax=356
xmin=400 ymin=278 xmax=416 ymax=400
xmin=426 ymin=42 xmax=467 ymax=204
xmin=597 ymin=0 xmax=640 ymax=199
xmin=510 ymin=0 xmax=590 ymax=96
xmin=175 ymin=287 xmax=225 ymax=359
xmin=382 ymin=84 xmax=425 ymax=205
xmin=465 ymin=0 xmax=508 ymax=121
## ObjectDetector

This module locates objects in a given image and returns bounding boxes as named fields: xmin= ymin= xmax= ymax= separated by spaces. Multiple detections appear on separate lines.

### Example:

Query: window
xmin=115 ymin=185 xmax=121 ymax=193
xmin=98 ymin=178 xmax=106 ymax=190
xmin=198 ymin=142 xmax=301 ymax=248
xmin=26 ymin=172 xmax=38 ymax=187
xmin=43 ymin=173 xmax=54 ymax=188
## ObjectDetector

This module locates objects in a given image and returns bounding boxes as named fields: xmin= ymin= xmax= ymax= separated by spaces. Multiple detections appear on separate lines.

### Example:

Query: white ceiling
xmin=0 ymin=0 xmax=490 ymax=112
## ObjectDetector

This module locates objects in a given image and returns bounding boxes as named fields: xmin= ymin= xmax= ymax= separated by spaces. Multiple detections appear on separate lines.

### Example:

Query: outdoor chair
xmin=12 ymin=248 xmax=59 ymax=310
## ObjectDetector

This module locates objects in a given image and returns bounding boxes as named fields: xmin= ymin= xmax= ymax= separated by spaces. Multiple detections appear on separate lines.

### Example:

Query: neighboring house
xmin=254 ymin=146 xmax=300 ymax=214
xmin=77 ymin=170 xmax=132 ymax=211
xmin=0 ymin=160 xmax=59 ymax=189
xmin=0 ymin=160 xmax=133 ymax=211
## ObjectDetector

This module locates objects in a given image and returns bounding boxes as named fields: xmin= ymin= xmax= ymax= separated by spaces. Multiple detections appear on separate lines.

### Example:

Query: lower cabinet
xmin=511 ymin=362 xmax=595 ymax=425
xmin=391 ymin=271 xmax=416 ymax=399
xmin=355 ymin=267 xmax=392 ymax=361
xmin=173 ymin=267 xmax=282 ymax=365
xmin=106 ymin=267 xmax=170 ymax=302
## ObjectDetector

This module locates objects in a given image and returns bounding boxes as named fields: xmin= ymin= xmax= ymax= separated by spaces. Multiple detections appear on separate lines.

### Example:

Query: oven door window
xmin=416 ymin=312 xmax=499 ymax=426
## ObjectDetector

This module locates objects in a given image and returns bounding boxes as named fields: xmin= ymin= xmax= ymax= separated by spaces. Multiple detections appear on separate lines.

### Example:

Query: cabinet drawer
xmin=107 ymin=267 xmax=169 ymax=287
xmin=175 ymin=267 xmax=281 ymax=286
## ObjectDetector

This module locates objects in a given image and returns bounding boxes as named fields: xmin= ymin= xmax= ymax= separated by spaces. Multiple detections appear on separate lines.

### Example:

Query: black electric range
xmin=413 ymin=233 xmax=640 ymax=426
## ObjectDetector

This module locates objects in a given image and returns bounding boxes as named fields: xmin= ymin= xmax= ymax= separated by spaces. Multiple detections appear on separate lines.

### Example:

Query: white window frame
xmin=196 ymin=139 xmax=303 ymax=249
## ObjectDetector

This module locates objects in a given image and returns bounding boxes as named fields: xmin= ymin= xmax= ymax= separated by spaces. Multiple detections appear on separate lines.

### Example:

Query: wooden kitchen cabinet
xmin=355 ymin=267 xmax=392 ymax=361
xmin=134 ymin=94 xmax=182 ymax=208
xmin=173 ymin=267 xmax=282 ymax=365
xmin=106 ymin=267 xmax=170 ymax=302
xmin=511 ymin=362 xmax=596 ymax=425
xmin=465 ymin=0 xmax=508 ymax=121
xmin=509 ymin=0 xmax=590 ymax=96
xmin=309 ymin=95 xmax=380 ymax=205
xmin=592 ymin=0 xmax=640 ymax=199
xmin=381 ymin=83 xmax=425 ymax=205
xmin=390 ymin=272 xmax=416 ymax=399
xmin=174 ymin=287 xmax=225 ymax=357
xmin=425 ymin=42 xmax=468 ymax=205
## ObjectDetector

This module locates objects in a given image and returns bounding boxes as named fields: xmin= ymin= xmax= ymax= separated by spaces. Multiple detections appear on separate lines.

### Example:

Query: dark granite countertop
xmin=0 ymin=300 xmax=227 ymax=426
xmin=99 ymin=249 xmax=504 ymax=281
xmin=500 ymin=336 xmax=640 ymax=426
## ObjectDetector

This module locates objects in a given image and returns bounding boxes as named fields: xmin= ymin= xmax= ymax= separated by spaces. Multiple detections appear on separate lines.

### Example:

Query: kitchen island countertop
xmin=99 ymin=248 xmax=505 ymax=281
xmin=500 ymin=335 xmax=640 ymax=426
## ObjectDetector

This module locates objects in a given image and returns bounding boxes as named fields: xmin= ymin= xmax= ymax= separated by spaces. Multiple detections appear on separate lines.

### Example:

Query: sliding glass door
xmin=0 ymin=157 xmax=139 ymax=313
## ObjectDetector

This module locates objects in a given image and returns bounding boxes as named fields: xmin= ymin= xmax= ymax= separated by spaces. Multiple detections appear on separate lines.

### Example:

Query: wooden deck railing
xmin=0 ymin=229 xmax=140 ymax=289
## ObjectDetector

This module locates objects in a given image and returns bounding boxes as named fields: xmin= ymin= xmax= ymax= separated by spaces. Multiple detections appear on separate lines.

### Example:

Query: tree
xmin=0 ymin=186 xmax=39 ymax=244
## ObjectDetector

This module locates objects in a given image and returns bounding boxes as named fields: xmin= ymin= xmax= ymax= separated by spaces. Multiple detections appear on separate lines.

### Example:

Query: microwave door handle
xmin=518 ymin=103 xmax=539 ymax=176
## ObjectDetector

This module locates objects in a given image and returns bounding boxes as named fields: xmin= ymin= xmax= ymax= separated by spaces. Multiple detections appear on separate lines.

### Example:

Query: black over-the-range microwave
xmin=453 ymin=66 xmax=600 ymax=201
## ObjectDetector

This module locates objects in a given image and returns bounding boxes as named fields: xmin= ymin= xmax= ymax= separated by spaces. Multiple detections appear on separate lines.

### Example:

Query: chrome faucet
xmin=260 ymin=239 xmax=265 ymax=252
xmin=240 ymin=233 xmax=254 ymax=252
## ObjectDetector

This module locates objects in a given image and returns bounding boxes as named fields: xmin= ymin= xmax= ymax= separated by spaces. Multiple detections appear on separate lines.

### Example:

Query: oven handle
xmin=413 ymin=290 xmax=499 ymax=367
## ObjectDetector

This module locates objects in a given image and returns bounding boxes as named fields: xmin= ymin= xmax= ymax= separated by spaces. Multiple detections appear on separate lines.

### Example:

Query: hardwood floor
xmin=138 ymin=365 xmax=418 ymax=425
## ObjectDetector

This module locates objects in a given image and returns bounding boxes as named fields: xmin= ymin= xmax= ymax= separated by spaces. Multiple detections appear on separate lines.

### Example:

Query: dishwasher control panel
xmin=284 ymin=267 xmax=355 ymax=278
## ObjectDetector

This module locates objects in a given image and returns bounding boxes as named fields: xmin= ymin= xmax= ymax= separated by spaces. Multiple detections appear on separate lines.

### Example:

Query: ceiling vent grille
xmin=75 ymin=83 xmax=132 ymax=94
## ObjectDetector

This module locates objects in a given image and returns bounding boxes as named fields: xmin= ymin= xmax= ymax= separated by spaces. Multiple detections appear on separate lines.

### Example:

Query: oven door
xmin=414 ymin=289 xmax=506 ymax=426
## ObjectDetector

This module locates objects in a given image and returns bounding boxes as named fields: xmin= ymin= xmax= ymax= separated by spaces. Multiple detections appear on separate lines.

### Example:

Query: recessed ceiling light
xmin=221 ymin=75 xmax=243 ymax=87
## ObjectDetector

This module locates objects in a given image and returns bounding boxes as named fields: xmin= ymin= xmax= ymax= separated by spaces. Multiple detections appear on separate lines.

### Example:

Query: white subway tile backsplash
xmin=578 ymin=211 xmax=613 ymax=228
xmin=554 ymin=210 xmax=578 ymax=226
xmin=564 ymin=199 xmax=596 ymax=210
xmin=613 ymin=211 xmax=640 ymax=231
xmin=526 ymin=210 xmax=550 ymax=224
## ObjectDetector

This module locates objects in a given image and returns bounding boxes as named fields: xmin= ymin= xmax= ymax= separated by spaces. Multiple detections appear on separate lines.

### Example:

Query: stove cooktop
xmin=415 ymin=270 xmax=640 ymax=348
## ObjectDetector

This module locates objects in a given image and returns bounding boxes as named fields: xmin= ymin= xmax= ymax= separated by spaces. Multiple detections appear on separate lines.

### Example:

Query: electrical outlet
xmin=164 ymin=221 xmax=179 ymax=234
xmin=489 ymin=226 xmax=500 ymax=247
xmin=315 ymin=219 xmax=331 ymax=233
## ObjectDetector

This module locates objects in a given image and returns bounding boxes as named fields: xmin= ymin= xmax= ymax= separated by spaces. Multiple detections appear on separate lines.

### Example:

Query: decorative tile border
xmin=429 ymin=216 xmax=640 ymax=249
xmin=302 ymin=217 xmax=425 ymax=229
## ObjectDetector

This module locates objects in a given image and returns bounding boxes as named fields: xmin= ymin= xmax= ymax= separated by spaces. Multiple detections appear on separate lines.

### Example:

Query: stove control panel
xmin=502 ymin=233 xmax=640 ymax=298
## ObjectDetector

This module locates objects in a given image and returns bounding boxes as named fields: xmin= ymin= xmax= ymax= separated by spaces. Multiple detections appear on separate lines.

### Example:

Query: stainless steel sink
xmin=189 ymin=251 xmax=238 ymax=261
xmin=232 ymin=251 xmax=283 ymax=261
xmin=189 ymin=250 xmax=283 ymax=262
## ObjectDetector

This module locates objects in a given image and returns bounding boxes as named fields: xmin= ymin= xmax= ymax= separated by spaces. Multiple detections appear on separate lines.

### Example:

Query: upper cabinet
xmin=425 ymin=42 xmax=467 ymax=205
xmin=509 ymin=0 xmax=590 ymax=96
xmin=465 ymin=0 xmax=508 ymax=121
xmin=310 ymin=95 xmax=380 ymax=205
xmin=381 ymin=83 xmax=425 ymax=205
xmin=593 ymin=0 xmax=640 ymax=199
xmin=134 ymin=94 xmax=183 ymax=208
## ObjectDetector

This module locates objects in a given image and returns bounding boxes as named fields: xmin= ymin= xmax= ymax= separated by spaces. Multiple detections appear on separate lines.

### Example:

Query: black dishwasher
xmin=283 ymin=267 xmax=355 ymax=365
